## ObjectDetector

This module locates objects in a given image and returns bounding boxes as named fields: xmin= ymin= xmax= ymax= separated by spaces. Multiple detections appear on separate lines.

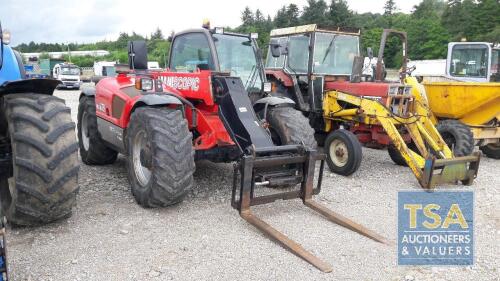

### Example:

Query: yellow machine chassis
xmin=322 ymin=87 xmax=480 ymax=189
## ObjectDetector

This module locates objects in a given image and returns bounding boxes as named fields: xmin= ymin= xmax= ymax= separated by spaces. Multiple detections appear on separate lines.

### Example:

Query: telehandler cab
xmin=78 ymin=26 xmax=387 ymax=272
xmin=265 ymin=25 xmax=480 ymax=189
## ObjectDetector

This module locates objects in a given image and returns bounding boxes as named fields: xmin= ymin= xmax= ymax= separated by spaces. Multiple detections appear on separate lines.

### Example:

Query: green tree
xmin=274 ymin=4 xmax=300 ymax=28
xmin=384 ymin=0 xmax=397 ymax=27
xmin=328 ymin=0 xmax=353 ymax=27
xmin=301 ymin=0 xmax=329 ymax=26
xmin=151 ymin=27 xmax=164 ymax=40
xmin=241 ymin=7 xmax=254 ymax=27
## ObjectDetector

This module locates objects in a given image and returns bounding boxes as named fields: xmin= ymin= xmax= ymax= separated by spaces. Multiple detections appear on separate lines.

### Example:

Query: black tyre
xmin=480 ymin=143 xmax=500 ymax=159
xmin=325 ymin=129 xmax=362 ymax=176
xmin=266 ymin=106 xmax=317 ymax=149
xmin=77 ymin=96 xmax=117 ymax=165
xmin=436 ymin=120 xmax=474 ymax=157
xmin=126 ymin=107 xmax=195 ymax=207
xmin=0 ymin=94 xmax=79 ymax=226
xmin=387 ymin=142 xmax=418 ymax=166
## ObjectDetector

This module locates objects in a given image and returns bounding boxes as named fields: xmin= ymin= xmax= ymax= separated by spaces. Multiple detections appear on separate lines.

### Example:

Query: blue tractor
xmin=0 ymin=22 xmax=80 ymax=225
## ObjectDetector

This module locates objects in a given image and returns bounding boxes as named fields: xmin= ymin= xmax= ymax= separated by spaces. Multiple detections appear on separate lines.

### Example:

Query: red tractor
xmin=77 ymin=27 xmax=386 ymax=272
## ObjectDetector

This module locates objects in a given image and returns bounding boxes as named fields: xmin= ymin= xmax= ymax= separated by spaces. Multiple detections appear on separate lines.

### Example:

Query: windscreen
xmin=312 ymin=33 xmax=359 ymax=75
xmin=61 ymin=67 xmax=80 ymax=75
xmin=450 ymin=45 xmax=489 ymax=78
xmin=213 ymin=34 xmax=262 ymax=92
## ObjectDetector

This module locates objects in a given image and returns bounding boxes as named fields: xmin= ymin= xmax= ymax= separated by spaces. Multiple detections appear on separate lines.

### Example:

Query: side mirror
xmin=128 ymin=41 xmax=148 ymax=70
xmin=270 ymin=38 xmax=284 ymax=58
xmin=367 ymin=47 xmax=373 ymax=60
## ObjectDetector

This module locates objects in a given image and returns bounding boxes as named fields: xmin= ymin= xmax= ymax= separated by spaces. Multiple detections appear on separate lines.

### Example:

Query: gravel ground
xmin=6 ymin=87 xmax=499 ymax=281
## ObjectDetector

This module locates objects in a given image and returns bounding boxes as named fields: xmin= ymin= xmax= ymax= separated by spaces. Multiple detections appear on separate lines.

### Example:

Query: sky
xmin=1 ymin=0 xmax=422 ymax=46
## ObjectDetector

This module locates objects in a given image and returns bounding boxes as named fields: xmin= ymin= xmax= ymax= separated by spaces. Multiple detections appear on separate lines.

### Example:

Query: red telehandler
xmin=78 ymin=26 xmax=387 ymax=272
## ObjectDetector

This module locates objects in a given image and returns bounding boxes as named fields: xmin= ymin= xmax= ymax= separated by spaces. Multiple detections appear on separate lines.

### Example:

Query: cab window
xmin=170 ymin=33 xmax=214 ymax=72
xmin=449 ymin=45 xmax=488 ymax=78
xmin=287 ymin=35 xmax=310 ymax=73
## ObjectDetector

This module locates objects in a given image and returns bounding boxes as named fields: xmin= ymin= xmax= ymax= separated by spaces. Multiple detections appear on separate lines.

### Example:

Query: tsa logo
xmin=398 ymin=191 xmax=473 ymax=265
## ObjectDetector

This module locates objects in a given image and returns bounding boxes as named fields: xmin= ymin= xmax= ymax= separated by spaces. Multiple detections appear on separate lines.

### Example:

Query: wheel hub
xmin=132 ymin=130 xmax=152 ymax=187
xmin=329 ymin=139 xmax=348 ymax=167
xmin=81 ymin=112 xmax=90 ymax=151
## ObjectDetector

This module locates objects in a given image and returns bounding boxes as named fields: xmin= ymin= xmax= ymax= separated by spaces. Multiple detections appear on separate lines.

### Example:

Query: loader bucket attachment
xmin=420 ymin=153 xmax=480 ymax=189
xmin=215 ymin=76 xmax=388 ymax=272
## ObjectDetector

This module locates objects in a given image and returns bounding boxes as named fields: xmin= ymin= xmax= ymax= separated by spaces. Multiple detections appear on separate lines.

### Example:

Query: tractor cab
xmin=168 ymin=26 xmax=270 ymax=100
xmin=265 ymin=24 xmax=362 ymax=113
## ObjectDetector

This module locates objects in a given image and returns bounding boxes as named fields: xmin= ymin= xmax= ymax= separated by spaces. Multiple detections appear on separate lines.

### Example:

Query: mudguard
xmin=0 ymin=78 xmax=60 ymax=96
xmin=80 ymin=87 xmax=96 ymax=98
xmin=134 ymin=93 xmax=183 ymax=108
xmin=253 ymin=96 xmax=295 ymax=112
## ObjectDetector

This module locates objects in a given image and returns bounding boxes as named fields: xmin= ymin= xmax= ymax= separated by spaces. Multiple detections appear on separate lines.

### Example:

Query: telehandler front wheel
xmin=325 ymin=129 xmax=362 ymax=176
xmin=480 ymin=143 xmax=500 ymax=159
xmin=126 ymin=107 xmax=195 ymax=208
xmin=266 ymin=106 xmax=317 ymax=149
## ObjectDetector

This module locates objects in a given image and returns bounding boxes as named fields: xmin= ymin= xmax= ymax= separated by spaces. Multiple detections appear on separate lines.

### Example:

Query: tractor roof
xmin=270 ymin=24 xmax=360 ymax=37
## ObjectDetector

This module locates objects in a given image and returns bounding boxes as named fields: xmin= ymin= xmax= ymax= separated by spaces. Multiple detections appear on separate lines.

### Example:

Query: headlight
xmin=135 ymin=77 xmax=154 ymax=91
xmin=2 ymin=29 xmax=11 ymax=45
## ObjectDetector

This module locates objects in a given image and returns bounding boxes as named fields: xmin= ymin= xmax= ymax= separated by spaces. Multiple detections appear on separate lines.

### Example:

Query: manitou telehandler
xmin=78 ymin=26 xmax=387 ymax=272
xmin=265 ymin=25 xmax=480 ymax=188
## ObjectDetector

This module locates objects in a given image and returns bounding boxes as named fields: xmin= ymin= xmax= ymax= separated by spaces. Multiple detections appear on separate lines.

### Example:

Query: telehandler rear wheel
xmin=77 ymin=96 xmax=118 ymax=165
xmin=325 ymin=129 xmax=362 ymax=176
xmin=436 ymin=120 xmax=474 ymax=157
xmin=0 ymin=94 xmax=79 ymax=226
xmin=480 ymin=143 xmax=500 ymax=159
xmin=126 ymin=107 xmax=195 ymax=208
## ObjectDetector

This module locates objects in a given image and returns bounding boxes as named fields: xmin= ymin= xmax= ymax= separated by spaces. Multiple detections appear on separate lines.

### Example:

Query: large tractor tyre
xmin=126 ymin=107 xmax=195 ymax=208
xmin=266 ymin=106 xmax=317 ymax=149
xmin=77 ymin=96 xmax=118 ymax=165
xmin=436 ymin=120 xmax=474 ymax=157
xmin=387 ymin=142 xmax=418 ymax=166
xmin=263 ymin=106 xmax=317 ymax=188
xmin=0 ymin=94 xmax=79 ymax=226
xmin=325 ymin=129 xmax=362 ymax=176
xmin=480 ymin=143 xmax=500 ymax=159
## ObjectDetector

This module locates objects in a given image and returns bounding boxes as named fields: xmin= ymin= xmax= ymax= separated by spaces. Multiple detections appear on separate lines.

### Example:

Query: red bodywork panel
xmin=95 ymin=70 xmax=233 ymax=151
xmin=325 ymin=81 xmax=390 ymax=97
xmin=265 ymin=69 xmax=293 ymax=87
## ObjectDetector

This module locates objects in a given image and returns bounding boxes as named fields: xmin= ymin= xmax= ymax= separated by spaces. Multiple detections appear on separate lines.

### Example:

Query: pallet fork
xmin=215 ymin=76 xmax=388 ymax=272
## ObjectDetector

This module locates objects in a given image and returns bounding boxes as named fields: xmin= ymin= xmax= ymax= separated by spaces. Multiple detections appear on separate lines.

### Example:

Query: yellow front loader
xmin=323 ymin=79 xmax=480 ymax=189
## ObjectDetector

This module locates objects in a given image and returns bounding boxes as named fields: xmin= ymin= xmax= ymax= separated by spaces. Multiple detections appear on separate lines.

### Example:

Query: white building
xmin=22 ymin=50 xmax=110 ymax=60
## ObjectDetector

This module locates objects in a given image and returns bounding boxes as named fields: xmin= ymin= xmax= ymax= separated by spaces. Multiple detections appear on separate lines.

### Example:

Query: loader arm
xmin=323 ymin=88 xmax=480 ymax=189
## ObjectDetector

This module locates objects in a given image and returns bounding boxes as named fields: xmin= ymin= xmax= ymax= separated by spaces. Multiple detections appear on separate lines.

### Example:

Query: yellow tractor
xmin=265 ymin=26 xmax=480 ymax=188
xmin=410 ymin=42 xmax=500 ymax=159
